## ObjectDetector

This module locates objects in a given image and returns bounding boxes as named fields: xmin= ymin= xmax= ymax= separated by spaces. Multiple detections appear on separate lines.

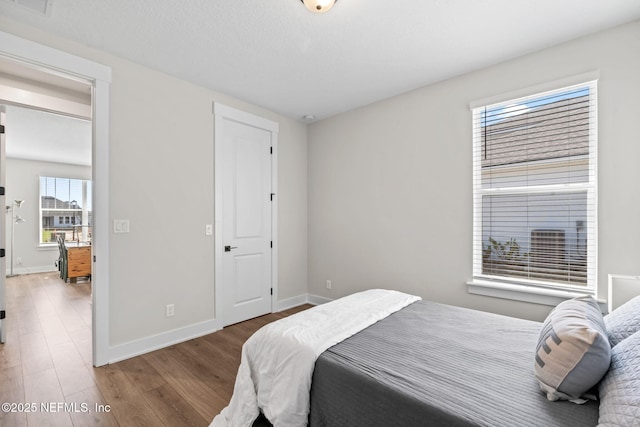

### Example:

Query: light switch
xmin=114 ymin=219 xmax=130 ymax=233
xmin=205 ymin=224 xmax=213 ymax=236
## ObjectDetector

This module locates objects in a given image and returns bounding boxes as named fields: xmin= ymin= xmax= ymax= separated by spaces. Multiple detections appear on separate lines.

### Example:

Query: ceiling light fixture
xmin=301 ymin=0 xmax=337 ymax=14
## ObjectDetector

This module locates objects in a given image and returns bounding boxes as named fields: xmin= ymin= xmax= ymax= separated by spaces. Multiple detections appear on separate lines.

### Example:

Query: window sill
xmin=37 ymin=244 xmax=57 ymax=251
xmin=467 ymin=279 xmax=605 ymax=310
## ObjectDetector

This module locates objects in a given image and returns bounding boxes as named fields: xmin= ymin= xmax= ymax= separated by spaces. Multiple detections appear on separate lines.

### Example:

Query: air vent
xmin=531 ymin=229 xmax=566 ymax=266
xmin=3 ymin=0 xmax=52 ymax=15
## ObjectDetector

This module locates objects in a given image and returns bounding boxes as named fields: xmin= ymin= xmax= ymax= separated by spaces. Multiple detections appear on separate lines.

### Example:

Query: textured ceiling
xmin=1 ymin=0 xmax=640 ymax=122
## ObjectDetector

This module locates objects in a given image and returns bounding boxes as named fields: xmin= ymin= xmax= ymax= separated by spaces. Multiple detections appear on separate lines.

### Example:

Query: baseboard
xmin=107 ymin=318 xmax=222 ymax=364
xmin=6 ymin=265 xmax=57 ymax=276
xmin=108 ymin=294 xmax=333 ymax=364
xmin=274 ymin=293 xmax=310 ymax=311
xmin=307 ymin=293 xmax=333 ymax=306
xmin=274 ymin=293 xmax=333 ymax=312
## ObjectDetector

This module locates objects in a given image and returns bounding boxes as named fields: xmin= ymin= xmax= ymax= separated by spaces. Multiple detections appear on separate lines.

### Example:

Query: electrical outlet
xmin=16 ymin=257 xmax=22 ymax=265
xmin=166 ymin=304 xmax=175 ymax=317
xmin=326 ymin=280 xmax=332 ymax=289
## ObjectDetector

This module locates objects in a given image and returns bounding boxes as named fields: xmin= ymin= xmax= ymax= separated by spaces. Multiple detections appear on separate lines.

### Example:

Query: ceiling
xmin=1 ymin=0 xmax=640 ymax=122
xmin=5 ymin=104 xmax=92 ymax=166
xmin=0 ymin=56 xmax=91 ymax=98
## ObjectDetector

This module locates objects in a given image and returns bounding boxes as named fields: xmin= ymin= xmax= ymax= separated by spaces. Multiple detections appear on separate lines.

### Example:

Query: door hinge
xmin=0 ymin=310 xmax=5 ymax=320
xmin=0 ymin=249 xmax=5 ymax=258
xmin=0 ymin=186 xmax=4 ymax=195
xmin=0 ymin=124 xmax=4 ymax=134
xmin=270 ymin=193 xmax=275 ymax=201
xmin=270 ymin=241 xmax=273 ymax=248
xmin=270 ymin=288 xmax=273 ymax=295
xmin=270 ymin=146 xmax=273 ymax=154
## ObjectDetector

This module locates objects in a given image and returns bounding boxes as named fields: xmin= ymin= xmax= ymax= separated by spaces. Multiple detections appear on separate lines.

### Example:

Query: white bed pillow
xmin=597 ymin=330 xmax=640 ymax=426
xmin=604 ymin=295 xmax=640 ymax=347
xmin=534 ymin=295 xmax=611 ymax=403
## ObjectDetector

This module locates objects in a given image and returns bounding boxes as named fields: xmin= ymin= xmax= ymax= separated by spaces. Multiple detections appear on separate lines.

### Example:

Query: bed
xmin=212 ymin=289 xmax=640 ymax=427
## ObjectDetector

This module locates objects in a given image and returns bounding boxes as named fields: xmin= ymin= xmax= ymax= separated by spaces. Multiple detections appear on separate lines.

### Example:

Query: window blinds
xmin=472 ymin=81 xmax=597 ymax=290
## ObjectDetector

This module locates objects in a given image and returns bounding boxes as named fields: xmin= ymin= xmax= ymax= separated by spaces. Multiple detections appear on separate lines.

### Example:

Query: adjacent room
xmin=0 ymin=0 xmax=639 ymax=426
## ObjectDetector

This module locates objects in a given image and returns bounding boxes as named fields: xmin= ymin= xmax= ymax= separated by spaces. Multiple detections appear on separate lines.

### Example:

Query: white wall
xmin=5 ymin=158 xmax=91 ymax=275
xmin=308 ymin=20 xmax=640 ymax=322
xmin=0 ymin=18 xmax=308 ymax=352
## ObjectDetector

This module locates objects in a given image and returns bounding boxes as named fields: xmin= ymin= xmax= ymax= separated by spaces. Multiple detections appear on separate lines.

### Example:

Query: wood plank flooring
xmin=0 ymin=272 xmax=311 ymax=426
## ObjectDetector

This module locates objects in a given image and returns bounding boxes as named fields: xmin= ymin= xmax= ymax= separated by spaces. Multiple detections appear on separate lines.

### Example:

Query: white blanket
xmin=210 ymin=289 xmax=420 ymax=427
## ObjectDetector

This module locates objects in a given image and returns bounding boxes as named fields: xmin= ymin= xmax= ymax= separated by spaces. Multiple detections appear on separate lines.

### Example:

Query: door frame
xmin=0 ymin=30 xmax=112 ymax=366
xmin=0 ymin=107 xmax=6 ymax=344
xmin=213 ymin=102 xmax=278 ymax=326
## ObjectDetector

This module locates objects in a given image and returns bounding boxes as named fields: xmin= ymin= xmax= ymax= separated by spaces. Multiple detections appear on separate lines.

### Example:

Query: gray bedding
xmin=308 ymin=300 xmax=599 ymax=427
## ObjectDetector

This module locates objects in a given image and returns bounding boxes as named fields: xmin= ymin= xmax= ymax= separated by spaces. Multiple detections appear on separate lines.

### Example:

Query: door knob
xmin=224 ymin=245 xmax=238 ymax=252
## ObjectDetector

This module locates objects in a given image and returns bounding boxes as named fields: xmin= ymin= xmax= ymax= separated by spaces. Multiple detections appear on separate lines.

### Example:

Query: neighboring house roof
xmin=41 ymin=195 xmax=83 ymax=210
xmin=481 ymin=95 xmax=589 ymax=168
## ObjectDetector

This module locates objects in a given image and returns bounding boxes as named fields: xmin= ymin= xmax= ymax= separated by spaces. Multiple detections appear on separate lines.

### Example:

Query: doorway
xmin=0 ymin=84 xmax=92 ymax=361
xmin=1 ymin=105 xmax=92 ymax=353
xmin=0 ymin=30 xmax=111 ymax=365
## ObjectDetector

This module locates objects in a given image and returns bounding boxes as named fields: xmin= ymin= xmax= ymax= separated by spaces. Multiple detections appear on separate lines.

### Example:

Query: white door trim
xmin=213 ymin=102 xmax=278 ymax=325
xmin=0 ymin=107 xmax=6 ymax=344
xmin=0 ymin=30 xmax=112 ymax=366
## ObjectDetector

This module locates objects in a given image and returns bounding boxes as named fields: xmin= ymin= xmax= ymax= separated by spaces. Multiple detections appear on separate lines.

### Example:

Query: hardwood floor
xmin=0 ymin=272 xmax=311 ymax=426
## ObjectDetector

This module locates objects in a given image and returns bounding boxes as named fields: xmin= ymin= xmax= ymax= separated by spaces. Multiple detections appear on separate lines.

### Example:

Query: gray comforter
xmin=308 ymin=300 xmax=599 ymax=427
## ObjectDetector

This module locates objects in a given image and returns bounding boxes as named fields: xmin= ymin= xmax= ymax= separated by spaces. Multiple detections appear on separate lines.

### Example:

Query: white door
xmin=215 ymin=105 xmax=277 ymax=327
xmin=0 ymin=107 xmax=6 ymax=343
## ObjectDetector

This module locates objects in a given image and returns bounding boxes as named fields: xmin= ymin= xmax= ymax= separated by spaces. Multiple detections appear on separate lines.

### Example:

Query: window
xmin=472 ymin=81 xmax=597 ymax=294
xmin=40 ymin=176 xmax=92 ymax=244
